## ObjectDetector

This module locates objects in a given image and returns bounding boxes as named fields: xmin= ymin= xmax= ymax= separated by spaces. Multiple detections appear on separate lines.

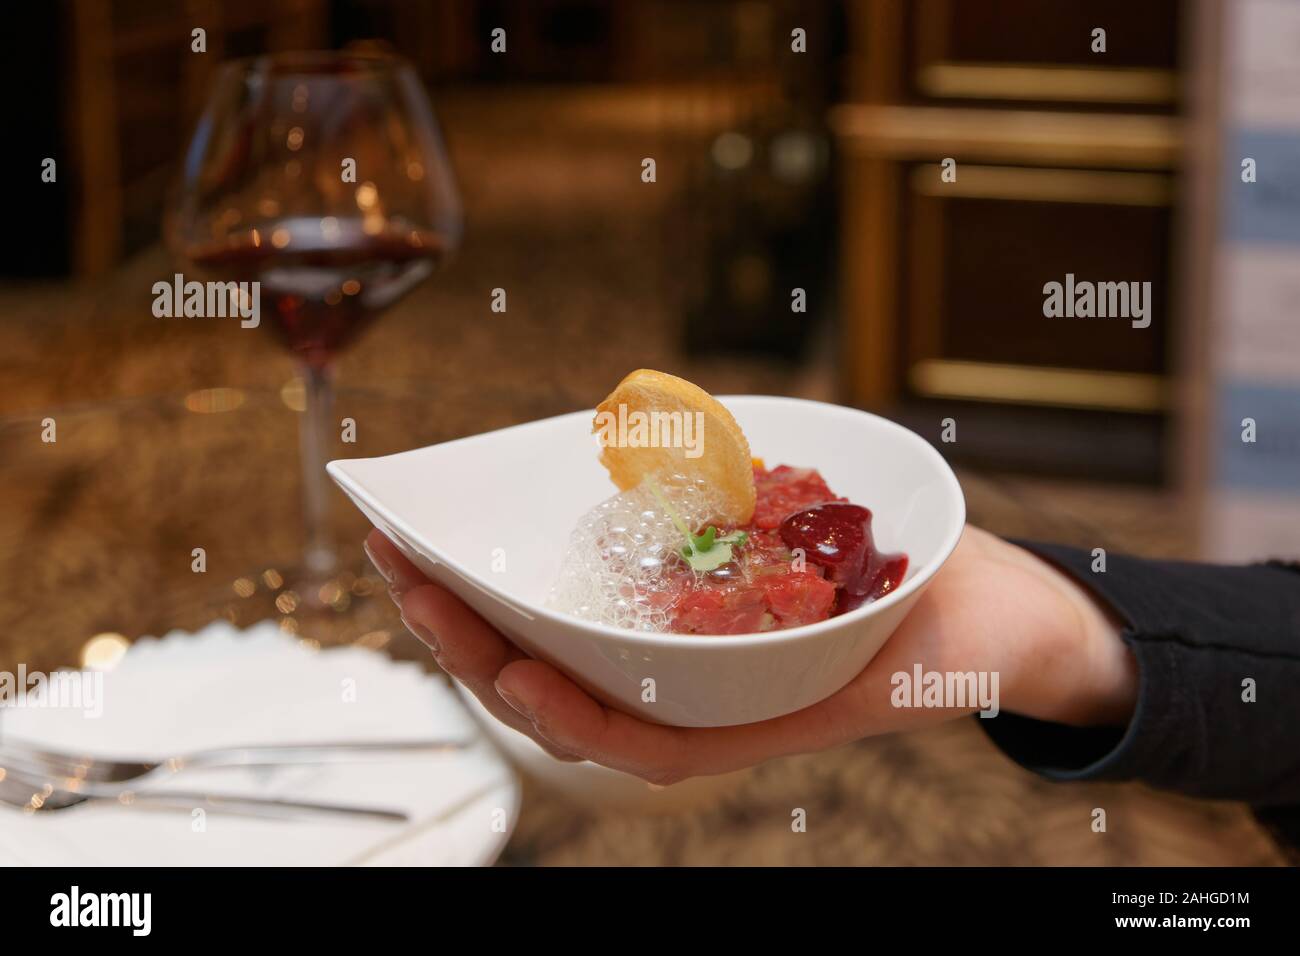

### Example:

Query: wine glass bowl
xmin=168 ymin=51 xmax=461 ymax=365
xmin=166 ymin=50 xmax=461 ymax=592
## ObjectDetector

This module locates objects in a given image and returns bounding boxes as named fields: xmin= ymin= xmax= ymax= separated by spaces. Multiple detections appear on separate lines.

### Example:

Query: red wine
xmin=187 ymin=217 xmax=446 ymax=365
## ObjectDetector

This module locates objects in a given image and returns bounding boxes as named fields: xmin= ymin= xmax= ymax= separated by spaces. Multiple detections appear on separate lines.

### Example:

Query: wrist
xmin=999 ymin=539 xmax=1139 ymax=727
xmin=1057 ymin=574 xmax=1139 ymax=726
xmin=1033 ymin=552 xmax=1139 ymax=727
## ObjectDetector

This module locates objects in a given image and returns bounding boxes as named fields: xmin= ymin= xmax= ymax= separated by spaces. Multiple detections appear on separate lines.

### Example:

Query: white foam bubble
xmin=547 ymin=475 xmax=727 ymax=632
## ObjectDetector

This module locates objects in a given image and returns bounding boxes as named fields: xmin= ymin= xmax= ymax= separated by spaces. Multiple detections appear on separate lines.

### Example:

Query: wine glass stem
xmin=298 ymin=362 xmax=337 ymax=577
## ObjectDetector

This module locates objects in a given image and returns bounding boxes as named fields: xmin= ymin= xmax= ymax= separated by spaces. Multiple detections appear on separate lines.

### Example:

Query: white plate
xmin=329 ymin=396 xmax=965 ymax=727
xmin=0 ymin=623 xmax=520 ymax=867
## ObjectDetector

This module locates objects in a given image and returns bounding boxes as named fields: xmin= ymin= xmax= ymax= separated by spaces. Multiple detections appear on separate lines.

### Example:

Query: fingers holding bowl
xmin=365 ymin=530 xmax=582 ymax=762
xmin=493 ymin=657 xmax=876 ymax=786
xmin=363 ymin=530 xmax=879 ymax=783
xmin=400 ymin=583 xmax=583 ymax=762
xmin=494 ymin=658 xmax=698 ymax=785
xmin=363 ymin=528 xmax=431 ymax=596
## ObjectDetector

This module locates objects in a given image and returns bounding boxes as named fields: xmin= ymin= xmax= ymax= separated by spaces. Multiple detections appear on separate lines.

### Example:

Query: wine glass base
xmin=215 ymin=558 xmax=395 ymax=648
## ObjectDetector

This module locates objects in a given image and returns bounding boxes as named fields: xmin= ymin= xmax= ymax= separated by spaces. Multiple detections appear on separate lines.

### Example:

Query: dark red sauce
xmin=667 ymin=465 xmax=908 ymax=635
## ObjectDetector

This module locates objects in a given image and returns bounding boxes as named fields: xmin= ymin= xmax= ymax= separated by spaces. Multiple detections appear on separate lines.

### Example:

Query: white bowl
xmin=328 ymin=396 xmax=965 ymax=728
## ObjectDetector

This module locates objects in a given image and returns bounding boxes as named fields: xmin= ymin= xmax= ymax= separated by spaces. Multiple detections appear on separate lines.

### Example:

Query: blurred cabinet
xmin=902 ymin=0 xmax=1180 ymax=111
xmin=833 ymin=0 xmax=1187 ymax=481
xmin=901 ymin=162 xmax=1173 ymax=411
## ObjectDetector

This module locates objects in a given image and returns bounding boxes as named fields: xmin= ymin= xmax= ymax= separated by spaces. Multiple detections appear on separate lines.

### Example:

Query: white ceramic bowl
xmin=328 ymin=396 xmax=965 ymax=728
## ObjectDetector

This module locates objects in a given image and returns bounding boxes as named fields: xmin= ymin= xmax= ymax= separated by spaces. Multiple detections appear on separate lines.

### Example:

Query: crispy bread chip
xmin=592 ymin=369 xmax=756 ymax=524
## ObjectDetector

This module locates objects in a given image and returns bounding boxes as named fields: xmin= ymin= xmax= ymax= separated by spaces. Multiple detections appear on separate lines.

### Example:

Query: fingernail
xmin=543 ymin=744 xmax=584 ymax=763
xmin=401 ymin=616 xmax=440 ymax=656
xmin=495 ymin=680 xmax=534 ymax=721
xmin=364 ymin=540 xmax=394 ymax=584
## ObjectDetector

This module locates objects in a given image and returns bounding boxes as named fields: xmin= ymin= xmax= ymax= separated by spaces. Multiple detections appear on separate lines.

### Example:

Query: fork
xmin=0 ymin=770 xmax=409 ymax=822
xmin=0 ymin=736 xmax=473 ymax=792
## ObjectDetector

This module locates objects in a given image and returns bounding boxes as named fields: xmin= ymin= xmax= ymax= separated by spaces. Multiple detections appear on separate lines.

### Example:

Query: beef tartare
xmin=668 ymin=465 xmax=907 ymax=634
xmin=549 ymin=463 xmax=907 ymax=635
xmin=548 ymin=369 xmax=908 ymax=636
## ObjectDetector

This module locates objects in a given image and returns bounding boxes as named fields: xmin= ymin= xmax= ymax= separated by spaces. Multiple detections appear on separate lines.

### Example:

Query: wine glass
xmin=166 ymin=51 xmax=461 ymax=606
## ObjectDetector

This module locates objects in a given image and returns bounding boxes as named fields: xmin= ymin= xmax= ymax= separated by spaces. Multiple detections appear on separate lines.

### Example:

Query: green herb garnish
xmin=645 ymin=478 xmax=747 ymax=572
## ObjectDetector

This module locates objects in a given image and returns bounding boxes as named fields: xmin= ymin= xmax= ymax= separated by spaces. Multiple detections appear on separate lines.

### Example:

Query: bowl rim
xmin=330 ymin=394 xmax=966 ymax=647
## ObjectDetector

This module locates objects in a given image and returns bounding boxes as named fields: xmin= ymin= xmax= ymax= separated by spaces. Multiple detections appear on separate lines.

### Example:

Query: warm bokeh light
xmin=355 ymin=182 xmax=378 ymax=210
xmin=279 ymin=378 xmax=306 ymax=412
xmin=711 ymin=131 xmax=753 ymax=170
xmin=80 ymin=632 xmax=130 ymax=671
xmin=184 ymin=387 xmax=246 ymax=414
xmin=354 ymin=629 xmax=391 ymax=650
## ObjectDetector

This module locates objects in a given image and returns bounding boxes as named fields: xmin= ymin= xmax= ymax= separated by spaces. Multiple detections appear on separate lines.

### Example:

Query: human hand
xmin=365 ymin=525 xmax=1137 ymax=785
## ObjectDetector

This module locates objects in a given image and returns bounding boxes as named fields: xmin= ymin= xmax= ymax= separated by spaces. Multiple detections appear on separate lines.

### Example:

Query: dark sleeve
xmin=975 ymin=542 xmax=1300 ymax=840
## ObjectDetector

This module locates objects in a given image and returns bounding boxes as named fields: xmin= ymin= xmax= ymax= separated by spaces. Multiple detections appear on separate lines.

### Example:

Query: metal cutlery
xmin=0 ymin=769 xmax=409 ymax=822
xmin=0 ymin=736 xmax=473 ymax=792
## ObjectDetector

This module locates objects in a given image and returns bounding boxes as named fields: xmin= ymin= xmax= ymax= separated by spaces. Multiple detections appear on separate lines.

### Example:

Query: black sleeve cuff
xmin=975 ymin=540 xmax=1300 ymax=807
